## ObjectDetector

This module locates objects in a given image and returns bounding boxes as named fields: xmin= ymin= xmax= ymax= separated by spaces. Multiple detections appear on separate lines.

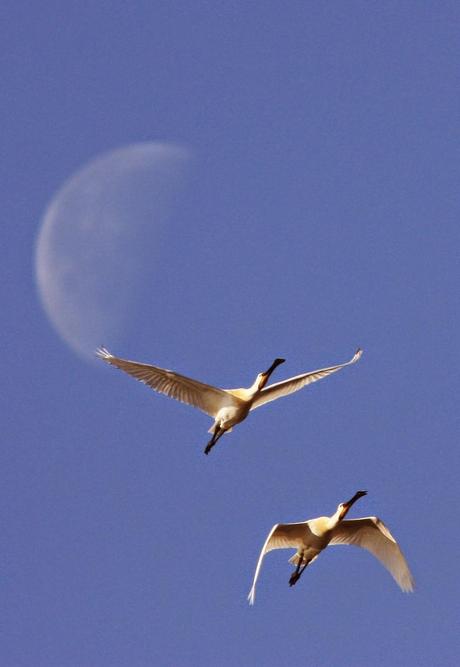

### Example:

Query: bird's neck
xmin=249 ymin=376 xmax=263 ymax=395
xmin=327 ymin=508 xmax=344 ymax=531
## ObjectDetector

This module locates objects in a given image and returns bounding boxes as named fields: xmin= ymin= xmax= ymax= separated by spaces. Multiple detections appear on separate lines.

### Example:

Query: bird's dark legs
xmin=289 ymin=556 xmax=310 ymax=587
xmin=289 ymin=556 xmax=304 ymax=587
xmin=204 ymin=426 xmax=226 ymax=455
xmin=298 ymin=560 xmax=310 ymax=577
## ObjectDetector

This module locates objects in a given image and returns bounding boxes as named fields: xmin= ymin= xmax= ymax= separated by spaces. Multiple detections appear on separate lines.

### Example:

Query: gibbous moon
xmin=35 ymin=142 xmax=189 ymax=359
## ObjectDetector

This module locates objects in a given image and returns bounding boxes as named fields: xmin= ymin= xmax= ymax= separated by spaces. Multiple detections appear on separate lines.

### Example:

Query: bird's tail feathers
xmin=289 ymin=553 xmax=302 ymax=566
xmin=289 ymin=553 xmax=319 ymax=567
xmin=207 ymin=425 xmax=232 ymax=434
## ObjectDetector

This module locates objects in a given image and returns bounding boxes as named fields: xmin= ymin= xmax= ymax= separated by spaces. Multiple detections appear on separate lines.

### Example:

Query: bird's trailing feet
xmin=289 ymin=556 xmax=310 ymax=587
xmin=289 ymin=571 xmax=301 ymax=587
xmin=204 ymin=426 xmax=226 ymax=455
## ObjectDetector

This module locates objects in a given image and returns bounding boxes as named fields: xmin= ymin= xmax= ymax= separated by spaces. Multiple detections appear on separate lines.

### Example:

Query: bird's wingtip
xmin=247 ymin=589 xmax=255 ymax=606
xmin=95 ymin=345 xmax=112 ymax=360
xmin=402 ymin=574 xmax=415 ymax=593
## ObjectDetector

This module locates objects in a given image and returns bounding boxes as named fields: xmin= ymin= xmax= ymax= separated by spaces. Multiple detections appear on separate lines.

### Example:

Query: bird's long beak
xmin=264 ymin=358 xmax=286 ymax=377
xmin=341 ymin=490 xmax=367 ymax=516
xmin=259 ymin=358 xmax=286 ymax=389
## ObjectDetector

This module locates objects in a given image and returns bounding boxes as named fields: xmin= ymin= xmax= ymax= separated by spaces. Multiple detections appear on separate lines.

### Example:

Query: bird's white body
xmin=247 ymin=492 xmax=414 ymax=604
xmin=211 ymin=404 xmax=250 ymax=433
xmin=96 ymin=347 xmax=362 ymax=453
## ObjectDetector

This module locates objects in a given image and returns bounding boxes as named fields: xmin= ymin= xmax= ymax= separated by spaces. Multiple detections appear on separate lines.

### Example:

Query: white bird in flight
xmin=96 ymin=347 xmax=362 ymax=454
xmin=247 ymin=490 xmax=414 ymax=605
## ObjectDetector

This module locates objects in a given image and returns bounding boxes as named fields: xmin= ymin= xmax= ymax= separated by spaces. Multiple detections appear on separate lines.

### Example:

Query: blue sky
xmin=2 ymin=2 xmax=459 ymax=665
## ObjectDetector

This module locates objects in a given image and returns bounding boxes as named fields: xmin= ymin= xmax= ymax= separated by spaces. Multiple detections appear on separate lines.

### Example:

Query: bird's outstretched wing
xmin=247 ymin=522 xmax=306 ymax=605
xmin=329 ymin=517 xmax=414 ymax=592
xmin=96 ymin=347 xmax=235 ymax=417
xmin=250 ymin=348 xmax=362 ymax=410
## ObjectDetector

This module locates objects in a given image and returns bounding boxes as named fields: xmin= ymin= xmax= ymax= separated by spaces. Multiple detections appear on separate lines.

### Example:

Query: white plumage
xmin=96 ymin=347 xmax=362 ymax=454
xmin=248 ymin=491 xmax=414 ymax=604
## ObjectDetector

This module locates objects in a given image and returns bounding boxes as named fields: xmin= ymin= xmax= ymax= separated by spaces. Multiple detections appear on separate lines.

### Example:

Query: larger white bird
xmin=247 ymin=491 xmax=414 ymax=604
xmin=96 ymin=347 xmax=362 ymax=454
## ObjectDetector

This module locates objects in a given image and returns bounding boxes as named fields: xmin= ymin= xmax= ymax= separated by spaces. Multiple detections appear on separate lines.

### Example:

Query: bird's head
xmin=337 ymin=490 xmax=367 ymax=520
xmin=257 ymin=358 xmax=286 ymax=390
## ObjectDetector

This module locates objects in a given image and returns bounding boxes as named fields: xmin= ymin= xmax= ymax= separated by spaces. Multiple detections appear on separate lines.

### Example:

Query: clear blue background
xmin=2 ymin=2 xmax=459 ymax=665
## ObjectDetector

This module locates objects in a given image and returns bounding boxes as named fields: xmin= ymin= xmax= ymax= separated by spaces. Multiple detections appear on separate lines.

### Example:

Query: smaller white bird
xmin=247 ymin=491 xmax=414 ymax=604
xmin=96 ymin=347 xmax=362 ymax=454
